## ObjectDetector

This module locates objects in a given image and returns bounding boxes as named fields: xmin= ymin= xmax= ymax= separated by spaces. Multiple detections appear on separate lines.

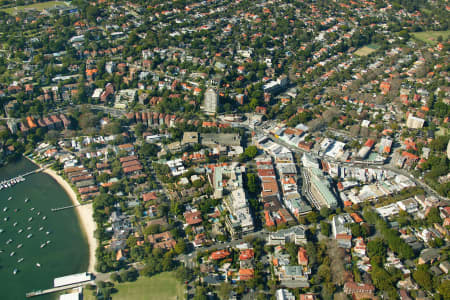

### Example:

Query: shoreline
xmin=24 ymin=156 xmax=97 ymax=273
xmin=43 ymin=168 xmax=97 ymax=273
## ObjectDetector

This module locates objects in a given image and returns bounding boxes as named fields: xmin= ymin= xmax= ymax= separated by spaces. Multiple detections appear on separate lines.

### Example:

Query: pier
xmin=25 ymin=280 xmax=94 ymax=298
xmin=51 ymin=204 xmax=81 ymax=212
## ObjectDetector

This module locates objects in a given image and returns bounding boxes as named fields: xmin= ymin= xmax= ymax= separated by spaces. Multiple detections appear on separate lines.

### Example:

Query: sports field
xmin=354 ymin=44 xmax=379 ymax=56
xmin=112 ymin=272 xmax=185 ymax=300
xmin=0 ymin=1 xmax=69 ymax=15
xmin=412 ymin=30 xmax=450 ymax=45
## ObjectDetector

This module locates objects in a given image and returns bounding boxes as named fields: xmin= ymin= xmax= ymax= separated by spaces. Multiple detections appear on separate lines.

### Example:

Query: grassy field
xmin=354 ymin=44 xmax=379 ymax=56
xmin=412 ymin=30 xmax=450 ymax=45
xmin=0 ymin=1 xmax=69 ymax=15
xmin=112 ymin=272 xmax=185 ymax=300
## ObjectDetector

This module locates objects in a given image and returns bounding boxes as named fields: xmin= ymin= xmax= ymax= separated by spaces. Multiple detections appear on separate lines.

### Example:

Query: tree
xmin=367 ymin=238 xmax=386 ymax=260
xmin=426 ymin=207 xmax=442 ymax=225
xmin=246 ymin=173 xmax=259 ymax=194
xmin=110 ymin=272 xmax=120 ymax=282
xmin=320 ymin=207 xmax=331 ymax=219
xmin=174 ymin=239 xmax=187 ymax=255
xmin=217 ymin=282 xmax=233 ymax=300
xmin=413 ymin=265 xmax=433 ymax=291
xmin=244 ymin=145 xmax=258 ymax=160
xmin=140 ymin=143 xmax=159 ymax=158
xmin=320 ymin=221 xmax=331 ymax=236
xmin=175 ymin=266 xmax=193 ymax=282
xmin=438 ymin=280 xmax=450 ymax=299
xmin=306 ymin=211 xmax=319 ymax=224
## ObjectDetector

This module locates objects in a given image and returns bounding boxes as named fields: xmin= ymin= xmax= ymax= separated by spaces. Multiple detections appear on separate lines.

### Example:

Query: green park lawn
xmin=0 ymin=1 xmax=69 ymax=15
xmin=112 ymin=272 xmax=185 ymax=300
xmin=412 ymin=30 xmax=450 ymax=45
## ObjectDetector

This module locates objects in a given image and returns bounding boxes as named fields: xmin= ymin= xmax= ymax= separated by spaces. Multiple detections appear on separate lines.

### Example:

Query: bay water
xmin=0 ymin=158 xmax=89 ymax=299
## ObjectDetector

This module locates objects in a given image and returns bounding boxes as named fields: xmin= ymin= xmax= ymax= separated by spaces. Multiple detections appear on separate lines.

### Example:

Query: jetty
xmin=26 ymin=272 xmax=94 ymax=298
xmin=0 ymin=168 xmax=44 ymax=191
xmin=25 ymin=280 xmax=94 ymax=298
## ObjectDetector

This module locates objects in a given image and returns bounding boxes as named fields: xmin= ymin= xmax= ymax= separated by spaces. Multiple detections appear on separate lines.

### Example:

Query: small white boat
xmin=0 ymin=249 xmax=3 ymax=253
xmin=6 ymin=239 xmax=12 ymax=244
xmin=3 ymin=217 xmax=8 ymax=221
xmin=18 ymin=229 xmax=23 ymax=233
xmin=36 ymin=263 xmax=41 ymax=268
xmin=0 ymin=229 xmax=3 ymax=233
xmin=30 ymin=208 xmax=35 ymax=211
xmin=40 ymin=243 xmax=46 ymax=248
xmin=17 ymin=244 xmax=22 ymax=248
xmin=37 ymin=212 xmax=41 ymax=216
xmin=13 ymin=268 xmax=18 ymax=275
xmin=28 ymin=217 xmax=32 ymax=222
xmin=46 ymin=240 xmax=51 ymax=244
xmin=25 ymin=198 xmax=29 ymax=203
xmin=26 ymin=226 xmax=31 ymax=230
xmin=13 ymin=222 xmax=17 ymax=227
xmin=45 ymin=231 xmax=51 ymax=235
xmin=10 ymin=251 xmax=15 ymax=256
xmin=17 ymin=258 xmax=24 ymax=263
xmin=26 ymin=234 xmax=32 ymax=239
xmin=3 ymin=207 xmax=7 ymax=212
xmin=42 ymin=216 xmax=47 ymax=220
xmin=8 ymin=196 xmax=12 ymax=200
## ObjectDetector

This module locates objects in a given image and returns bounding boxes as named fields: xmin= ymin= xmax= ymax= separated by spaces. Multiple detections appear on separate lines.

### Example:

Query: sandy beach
xmin=43 ymin=168 xmax=97 ymax=273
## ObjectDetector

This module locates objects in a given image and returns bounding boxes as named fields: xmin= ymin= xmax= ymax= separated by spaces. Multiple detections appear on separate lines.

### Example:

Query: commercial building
xmin=203 ymin=88 xmax=218 ymax=115
xmin=332 ymin=214 xmax=354 ymax=248
xmin=304 ymin=167 xmax=338 ymax=209
xmin=276 ymin=289 xmax=296 ymax=300
xmin=267 ymin=226 xmax=306 ymax=245
xmin=406 ymin=114 xmax=425 ymax=129
xmin=54 ymin=272 xmax=93 ymax=287
xmin=224 ymin=188 xmax=254 ymax=237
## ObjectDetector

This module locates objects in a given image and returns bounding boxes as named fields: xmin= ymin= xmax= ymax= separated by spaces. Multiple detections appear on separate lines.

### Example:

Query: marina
xmin=0 ymin=175 xmax=26 ymax=191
